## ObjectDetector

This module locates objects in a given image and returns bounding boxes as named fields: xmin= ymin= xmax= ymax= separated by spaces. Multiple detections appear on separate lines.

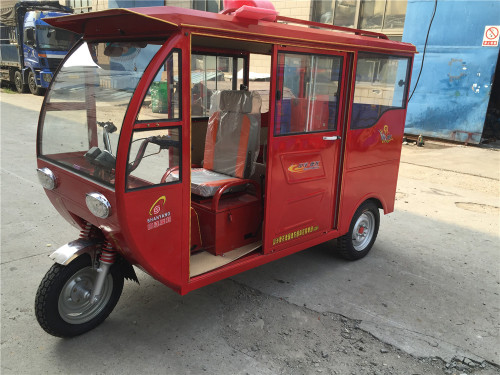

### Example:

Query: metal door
xmin=264 ymin=47 xmax=348 ymax=252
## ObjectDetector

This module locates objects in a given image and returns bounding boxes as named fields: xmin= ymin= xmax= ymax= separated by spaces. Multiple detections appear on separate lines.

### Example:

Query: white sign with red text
xmin=482 ymin=26 xmax=499 ymax=47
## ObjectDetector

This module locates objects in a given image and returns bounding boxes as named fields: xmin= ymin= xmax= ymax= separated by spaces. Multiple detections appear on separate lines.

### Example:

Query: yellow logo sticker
xmin=149 ymin=196 xmax=166 ymax=216
xmin=288 ymin=161 xmax=320 ymax=173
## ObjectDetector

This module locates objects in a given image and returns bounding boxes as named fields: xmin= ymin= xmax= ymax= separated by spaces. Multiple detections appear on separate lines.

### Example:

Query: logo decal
xmin=379 ymin=125 xmax=393 ymax=143
xmin=288 ymin=161 xmax=320 ymax=173
xmin=149 ymin=196 xmax=166 ymax=216
xmin=147 ymin=196 xmax=171 ymax=231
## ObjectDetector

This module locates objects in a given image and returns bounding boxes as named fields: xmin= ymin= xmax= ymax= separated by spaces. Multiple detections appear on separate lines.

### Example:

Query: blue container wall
xmin=108 ymin=0 xmax=165 ymax=8
xmin=402 ymin=0 xmax=500 ymax=143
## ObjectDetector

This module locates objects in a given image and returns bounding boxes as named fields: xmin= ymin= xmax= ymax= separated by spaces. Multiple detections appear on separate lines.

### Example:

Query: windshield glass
xmin=40 ymin=40 xmax=165 ymax=187
xmin=36 ymin=26 xmax=78 ymax=51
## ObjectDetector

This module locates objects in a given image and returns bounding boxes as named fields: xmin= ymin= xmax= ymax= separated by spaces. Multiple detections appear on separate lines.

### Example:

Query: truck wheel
xmin=28 ymin=71 xmax=44 ymax=96
xmin=337 ymin=201 xmax=380 ymax=260
xmin=14 ymin=71 xmax=28 ymax=93
xmin=35 ymin=254 xmax=124 ymax=338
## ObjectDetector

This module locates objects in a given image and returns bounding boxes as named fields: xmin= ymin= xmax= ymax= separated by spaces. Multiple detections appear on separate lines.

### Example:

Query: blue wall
xmin=108 ymin=0 xmax=165 ymax=8
xmin=402 ymin=0 xmax=500 ymax=143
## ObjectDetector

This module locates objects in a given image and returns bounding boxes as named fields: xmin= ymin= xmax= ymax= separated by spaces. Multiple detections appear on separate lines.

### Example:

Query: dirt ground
xmin=1 ymin=90 xmax=499 ymax=374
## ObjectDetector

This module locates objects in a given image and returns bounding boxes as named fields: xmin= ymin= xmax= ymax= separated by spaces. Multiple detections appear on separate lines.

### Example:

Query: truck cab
xmin=0 ymin=1 xmax=78 ymax=95
xmin=21 ymin=10 xmax=77 ymax=94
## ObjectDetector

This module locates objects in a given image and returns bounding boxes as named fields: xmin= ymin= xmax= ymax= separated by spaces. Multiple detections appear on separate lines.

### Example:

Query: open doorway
xmin=188 ymin=37 xmax=273 ymax=277
xmin=482 ymin=50 xmax=500 ymax=143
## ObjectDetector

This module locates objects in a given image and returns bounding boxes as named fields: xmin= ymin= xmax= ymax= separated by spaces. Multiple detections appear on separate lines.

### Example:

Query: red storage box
xmin=192 ymin=193 xmax=262 ymax=255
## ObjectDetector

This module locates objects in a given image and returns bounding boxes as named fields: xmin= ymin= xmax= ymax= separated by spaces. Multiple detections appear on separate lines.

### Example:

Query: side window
xmin=126 ymin=127 xmax=181 ymax=191
xmin=274 ymin=53 xmax=343 ymax=136
xmin=137 ymin=50 xmax=181 ymax=121
xmin=191 ymin=54 xmax=246 ymax=117
xmin=351 ymin=53 xmax=410 ymax=129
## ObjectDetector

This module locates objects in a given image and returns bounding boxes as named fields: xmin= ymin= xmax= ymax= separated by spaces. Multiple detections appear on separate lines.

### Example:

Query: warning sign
xmin=482 ymin=26 xmax=499 ymax=47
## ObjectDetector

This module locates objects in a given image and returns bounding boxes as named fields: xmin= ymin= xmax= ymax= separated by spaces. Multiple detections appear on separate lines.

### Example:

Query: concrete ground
xmin=1 ymin=90 xmax=499 ymax=374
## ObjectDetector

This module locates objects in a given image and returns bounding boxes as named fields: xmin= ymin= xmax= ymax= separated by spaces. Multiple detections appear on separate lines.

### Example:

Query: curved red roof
xmin=45 ymin=6 xmax=416 ymax=54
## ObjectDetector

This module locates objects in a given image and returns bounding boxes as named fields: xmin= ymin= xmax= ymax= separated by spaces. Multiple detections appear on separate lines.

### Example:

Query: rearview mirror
xmin=104 ymin=44 xmax=124 ymax=57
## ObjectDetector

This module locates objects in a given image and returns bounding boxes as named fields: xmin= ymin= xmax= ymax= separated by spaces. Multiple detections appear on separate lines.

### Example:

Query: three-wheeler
xmin=34 ymin=1 xmax=415 ymax=337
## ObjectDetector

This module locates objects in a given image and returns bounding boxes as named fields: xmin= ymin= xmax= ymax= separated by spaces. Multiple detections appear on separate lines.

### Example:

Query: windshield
xmin=36 ymin=26 xmax=78 ymax=51
xmin=39 ymin=40 xmax=165 ymax=187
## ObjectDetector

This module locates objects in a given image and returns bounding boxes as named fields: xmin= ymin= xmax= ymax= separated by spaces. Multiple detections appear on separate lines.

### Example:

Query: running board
xmin=190 ymin=241 xmax=262 ymax=277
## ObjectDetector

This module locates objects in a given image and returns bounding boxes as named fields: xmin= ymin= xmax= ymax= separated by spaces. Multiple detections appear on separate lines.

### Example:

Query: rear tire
xmin=337 ymin=201 xmax=380 ymax=260
xmin=28 ymin=71 xmax=44 ymax=96
xmin=35 ymin=255 xmax=124 ymax=338
xmin=14 ymin=70 xmax=27 ymax=93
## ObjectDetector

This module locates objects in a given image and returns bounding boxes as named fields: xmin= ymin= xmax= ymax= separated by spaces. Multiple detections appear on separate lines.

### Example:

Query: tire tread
xmin=34 ymin=256 xmax=124 ymax=338
xmin=337 ymin=201 xmax=380 ymax=261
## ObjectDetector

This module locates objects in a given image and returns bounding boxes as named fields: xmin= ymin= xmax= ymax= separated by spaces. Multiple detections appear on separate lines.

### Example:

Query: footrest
xmin=190 ymin=241 xmax=262 ymax=277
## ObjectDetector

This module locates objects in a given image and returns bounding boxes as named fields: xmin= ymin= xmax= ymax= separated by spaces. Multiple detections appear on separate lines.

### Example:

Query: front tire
xmin=28 ymin=71 xmax=44 ymax=96
xmin=337 ymin=201 xmax=380 ymax=260
xmin=35 ymin=254 xmax=124 ymax=338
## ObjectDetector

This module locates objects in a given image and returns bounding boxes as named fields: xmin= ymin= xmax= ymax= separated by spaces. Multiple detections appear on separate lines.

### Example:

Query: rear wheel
xmin=337 ymin=201 xmax=380 ymax=260
xmin=14 ymin=70 xmax=27 ymax=93
xmin=28 ymin=71 xmax=44 ymax=96
xmin=35 ymin=255 xmax=124 ymax=337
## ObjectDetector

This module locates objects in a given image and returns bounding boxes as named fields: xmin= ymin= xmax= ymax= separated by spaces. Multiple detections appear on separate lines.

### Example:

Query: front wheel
xmin=337 ymin=201 xmax=380 ymax=260
xmin=35 ymin=254 xmax=124 ymax=337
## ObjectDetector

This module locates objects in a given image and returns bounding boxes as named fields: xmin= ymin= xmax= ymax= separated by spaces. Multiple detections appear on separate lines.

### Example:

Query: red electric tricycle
xmin=34 ymin=1 xmax=415 ymax=337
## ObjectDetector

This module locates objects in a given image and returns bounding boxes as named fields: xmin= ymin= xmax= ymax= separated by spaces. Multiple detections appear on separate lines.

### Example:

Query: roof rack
xmin=221 ymin=7 xmax=388 ymax=40
xmin=275 ymin=16 xmax=388 ymax=40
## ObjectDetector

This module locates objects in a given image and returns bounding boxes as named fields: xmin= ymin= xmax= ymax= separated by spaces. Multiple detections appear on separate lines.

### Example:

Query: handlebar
xmin=127 ymin=135 xmax=179 ymax=174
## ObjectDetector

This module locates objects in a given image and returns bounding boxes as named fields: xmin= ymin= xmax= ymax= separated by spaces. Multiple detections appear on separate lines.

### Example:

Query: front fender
xmin=49 ymin=238 xmax=100 ymax=266
xmin=49 ymin=239 xmax=139 ymax=283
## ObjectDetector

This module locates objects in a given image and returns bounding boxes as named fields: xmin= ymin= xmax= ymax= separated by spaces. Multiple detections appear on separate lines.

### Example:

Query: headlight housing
xmin=36 ymin=167 xmax=57 ymax=190
xmin=85 ymin=192 xmax=111 ymax=219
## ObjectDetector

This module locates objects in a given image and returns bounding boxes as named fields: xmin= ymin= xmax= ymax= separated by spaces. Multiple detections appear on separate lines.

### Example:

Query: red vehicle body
xmin=34 ymin=3 xmax=416 ymax=337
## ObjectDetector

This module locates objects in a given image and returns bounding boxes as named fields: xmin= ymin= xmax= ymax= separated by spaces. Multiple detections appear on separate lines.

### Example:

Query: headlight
xmin=36 ymin=167 xmax=57 ymax=190
xmin=43 ymin=73 xmax=52 ymax=82
xmin=86 ymin=192 xmax=111 ymax=219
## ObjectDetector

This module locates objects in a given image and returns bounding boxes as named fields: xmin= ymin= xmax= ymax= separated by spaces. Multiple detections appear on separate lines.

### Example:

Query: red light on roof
xmin=222 ymin=0 xmax=278 ymax=21
xmin=223 ymin=0 xmax=276 ymax=11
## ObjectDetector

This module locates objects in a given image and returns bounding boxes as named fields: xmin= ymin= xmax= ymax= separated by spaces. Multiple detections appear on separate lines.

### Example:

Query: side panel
xmin=339 ymin=109 xmax=408 ymax=234
xmin=345 ymin=110 xmax=407 ymax=171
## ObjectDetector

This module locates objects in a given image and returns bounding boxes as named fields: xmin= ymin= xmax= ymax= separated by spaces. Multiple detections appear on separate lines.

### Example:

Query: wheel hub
xmin=352 ymin=211 xmax=375 ymax=251
xmin=58 ymin=266 xmax=113 ymax=323
xmin=68 ymin=277 xmax=91 ymax=303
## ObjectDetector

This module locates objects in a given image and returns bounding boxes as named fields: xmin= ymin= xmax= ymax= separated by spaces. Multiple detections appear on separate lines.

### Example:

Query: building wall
xmin=402 ymin=0 xmax=500 ymax=143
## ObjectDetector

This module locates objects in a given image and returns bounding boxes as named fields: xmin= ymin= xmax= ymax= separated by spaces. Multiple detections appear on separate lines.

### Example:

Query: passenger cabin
xmin=40 ymin=5 xmax=416 ymax=294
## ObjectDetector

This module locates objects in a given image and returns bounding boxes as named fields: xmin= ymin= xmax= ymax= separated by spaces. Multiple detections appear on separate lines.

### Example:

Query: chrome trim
xmin=49 ymin=238 xmax=100 ymax=266
xmin=323 ymin=135 xmax=340 ymax=141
